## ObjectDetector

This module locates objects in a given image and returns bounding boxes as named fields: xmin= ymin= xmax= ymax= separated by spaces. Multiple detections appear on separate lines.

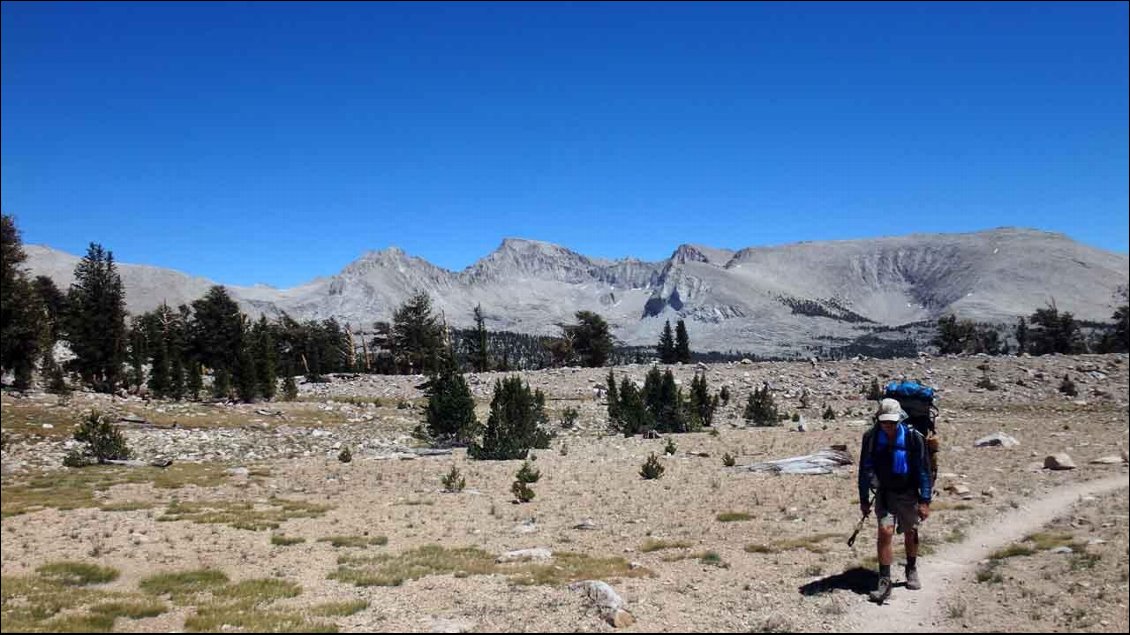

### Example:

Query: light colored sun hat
xmin=877 ymin=398 xmax=904 ymax=422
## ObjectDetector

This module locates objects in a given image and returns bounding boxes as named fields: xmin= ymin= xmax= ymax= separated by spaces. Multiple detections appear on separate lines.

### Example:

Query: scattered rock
xmin=497 ymin=548 xmax=553 ymax=563
xmin=1043 ymin=454 xmax=1076 ymax=470
xmin=1089 ymin=456 xmax=1124 ymax=465
xmin=569 ymin=580 xmax=635 ymax=628
xmin=946 ymin=483 xmax=971 ymax=496
xmin=974 ymin=433 xmax=1019 ymax=448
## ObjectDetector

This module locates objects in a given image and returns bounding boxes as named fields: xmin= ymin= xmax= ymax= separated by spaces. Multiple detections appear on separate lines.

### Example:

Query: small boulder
xmin=1043 ymin=454 xmax=1076 ymax=470
xmin=974 ymin=433 xmax=1019 ymax=448
xmin=945 ymin=483 xmax=971 ymax=496
xmin=496 ymin=548 xmax=553 ymax=563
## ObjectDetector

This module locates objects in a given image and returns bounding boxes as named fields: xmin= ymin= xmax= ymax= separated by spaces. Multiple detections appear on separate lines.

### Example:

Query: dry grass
xmin=1 ymin=462 xmax=243 ymax=518
xmin=329 ymin=545 xmax=497 ymax=587
xmin=640 ymin=538 xmax=694 ymax=553
xmin=508 ymin=552 xmax=653 ymax=585
xmin=1024 ymin=531 xmax=1082 ymax=552
xmin=716 ymin=511 xmax=752 ymax=522
xmin=746 ymin=532 xmax=840 ymax=554
xmin=0 ymin=400 xmax=361 ymax=444
xmin=270 ymin=534 xmax=306 ymax=546
xmin=329 ymin=544 xmax=651 ymax=587
xmin=309 ymin=600 xmax=370 ymax=617
xmin=138 ymin=569 xmax=339 ymax=632
xmin=139 ymin=569 xmax=230 ymax=600
xmin=2 ymin=563 xmax=166 ymax=632
xmin=317 ymin=535 xmax=389 ymax=548
xmin=35 ymin=561 xmax=119 ymax=586
xmin=159 ymin=497 xmax=331 ymax=530
xmin=990 ymin=543 xmax=1037 ymax=560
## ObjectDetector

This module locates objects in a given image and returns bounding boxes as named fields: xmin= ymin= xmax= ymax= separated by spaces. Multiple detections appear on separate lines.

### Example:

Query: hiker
xmin=858 ymin=398 xmax=932 ymax=604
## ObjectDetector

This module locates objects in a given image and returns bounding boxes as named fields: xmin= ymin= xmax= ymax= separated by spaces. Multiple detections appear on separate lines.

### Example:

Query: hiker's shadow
xmin=798 ymin=567 xmax=878 ymax=596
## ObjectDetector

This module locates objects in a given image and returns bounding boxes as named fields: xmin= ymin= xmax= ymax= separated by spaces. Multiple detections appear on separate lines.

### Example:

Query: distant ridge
xmin=24 ymin=228 xmax=1129 ymax=357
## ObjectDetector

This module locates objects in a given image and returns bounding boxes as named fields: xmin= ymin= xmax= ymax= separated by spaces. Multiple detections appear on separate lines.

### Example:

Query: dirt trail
xmin=839 ymin=475 xmax=1129 ymax=633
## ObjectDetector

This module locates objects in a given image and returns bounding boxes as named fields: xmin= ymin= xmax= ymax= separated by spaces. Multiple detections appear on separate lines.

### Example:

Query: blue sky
xmin=3 ymin=2 xmax=1127 ymax=287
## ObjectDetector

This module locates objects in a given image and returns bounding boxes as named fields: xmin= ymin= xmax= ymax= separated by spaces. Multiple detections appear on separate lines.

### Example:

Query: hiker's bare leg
xmin=905 ymin=528 xmax=918 ymax=559
xmin=877 ymin=523 xmax=895 ymax=566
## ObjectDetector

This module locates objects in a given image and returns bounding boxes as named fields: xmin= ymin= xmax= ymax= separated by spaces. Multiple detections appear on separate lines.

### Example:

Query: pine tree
xmin=656 ymin=369 xmax=688 ymax=432
xmin=617 ymin=377 xmax=653 ymax=436
xmin=368 ymin=320 xmax=396 ymax=374
xmin=281 ymin=365 xmax=298 ymax=401
xmin=32 ymin=275 xmax=67 ymax=347
xmin=234 ymin=341 xmax=258 ymax=402
xmin=565 ymin=311 xmax=613 ymax=368
xmin=187 ymin=361 xmax=204 ymax=401
xmin=675 ymin=319 xmax=691 ymax=363
xmin=1105 ymin=305 xmax=1129 ymax=353
xmin=191 ymin=286 xmax=244 ymax=391
xmin=688 ymin=373 xmax=717 ymax=428
xmin=642 ymin=366 xmax=664 ymax=421
xmin=605 ymin=369 xmax=620 ymax=424
xmin=1014 ymin=317 xmax=1029 ymax=355
xmin=65 ymin=243 xmax=128 ymax=392
xmin=392 ymin=292 xmax=444 ymax=374
xmin=148 ymin=335 xmax=171 ymax=398
xmin=212 ymin=368 xmax=231 ymax=400
xmin=470 ymin=376 xmax=552 ymax=460
xmin=933 ymin=315 xmax=973 ymax=354
xmin=657 ymin=320 xmax=675 ymax=363
xmin=1 ymin=214 xmax=41 ymax=390
xmin=43 ymin=346 xmax=70 ymax=397
xmin=252 ymin=316 xmax=278 ymax=400
xmin=169 ymin=355 xmax=185 ymax=401
xmin=468 ymin=304 xmax=491 ymax=373
xmin=419 ymin=350 xmax=481 ymax=446
xmin=70 ymin=410 xmax=130 ymax=464
xmin=1029 ymin=304 xmax=1083 ymax=355
xmin=743 ymin=384 xmax=780 ymax=427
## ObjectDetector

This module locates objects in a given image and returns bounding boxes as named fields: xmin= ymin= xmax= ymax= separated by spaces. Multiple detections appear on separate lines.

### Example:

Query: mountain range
xmin=23 ymin=228 xmax=1129 ymax=357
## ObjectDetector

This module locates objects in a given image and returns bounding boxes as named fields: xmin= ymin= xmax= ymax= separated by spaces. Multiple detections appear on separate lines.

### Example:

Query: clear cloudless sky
xmin=3 ymin=1 xmax=1127 ymax=287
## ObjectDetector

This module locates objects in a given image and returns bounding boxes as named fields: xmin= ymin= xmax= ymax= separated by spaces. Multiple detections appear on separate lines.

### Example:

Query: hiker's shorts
xmin=876 ymin=490 xmax=919 ymax=534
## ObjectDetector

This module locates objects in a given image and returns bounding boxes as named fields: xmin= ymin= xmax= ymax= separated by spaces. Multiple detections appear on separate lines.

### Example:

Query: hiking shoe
xmin=869 ymin=576 xmax=892 ymax=604
xmin=906 ymin=567 xmax=921 ymax=590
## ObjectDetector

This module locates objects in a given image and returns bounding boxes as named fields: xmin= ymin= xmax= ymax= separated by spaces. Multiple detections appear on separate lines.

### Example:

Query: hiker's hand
xmin=918 ymin=503 xmax=930 ymax=521
xmin=860 ymin=502 xmax=871 ymax=517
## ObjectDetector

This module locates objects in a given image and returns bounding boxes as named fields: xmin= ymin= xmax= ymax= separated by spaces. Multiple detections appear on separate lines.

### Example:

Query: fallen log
xmin=104 ymin=458 xmax=174 ymax=468
xmin=739 ymin=447 xmax=853 ymax=475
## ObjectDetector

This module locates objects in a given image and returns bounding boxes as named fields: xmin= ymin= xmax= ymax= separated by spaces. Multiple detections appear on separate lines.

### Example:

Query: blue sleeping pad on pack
xmin=883 ymin=381 xmax=935 ymax=401
xmin=883 ymin=380 xmax=937 ymax=436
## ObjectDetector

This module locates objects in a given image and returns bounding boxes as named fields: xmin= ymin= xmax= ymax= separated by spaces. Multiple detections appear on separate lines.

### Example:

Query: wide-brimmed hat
xmin=877 ymin=398 xmax=904 ymax=422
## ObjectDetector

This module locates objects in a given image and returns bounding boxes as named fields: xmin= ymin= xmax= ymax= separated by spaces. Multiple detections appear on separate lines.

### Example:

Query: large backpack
xmin=883 ymin=380 xmax=940 ymax=490
xmin=883 ymin=380 xmax=937 ymax=437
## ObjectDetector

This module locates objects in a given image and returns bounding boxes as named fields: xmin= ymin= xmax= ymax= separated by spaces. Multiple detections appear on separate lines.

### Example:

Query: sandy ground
xmin=2 ymin=353 xmax=1127 ymax=632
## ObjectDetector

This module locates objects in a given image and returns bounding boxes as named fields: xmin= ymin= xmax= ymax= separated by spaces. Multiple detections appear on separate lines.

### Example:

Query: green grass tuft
xmin=36 ymin=561 xmax=120 ymax=586
xmin=715 ymin=511 xmax=752 ymax=522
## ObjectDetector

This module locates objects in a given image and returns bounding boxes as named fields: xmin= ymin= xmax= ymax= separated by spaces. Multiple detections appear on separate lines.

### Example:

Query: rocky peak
xmin=670 ymin=244 xmax=734 ymax=267
xmin=462 ymin=237 xmax=599 ymax=284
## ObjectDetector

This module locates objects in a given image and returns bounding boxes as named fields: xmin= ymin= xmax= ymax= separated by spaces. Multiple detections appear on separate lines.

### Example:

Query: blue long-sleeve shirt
xmin=858 ymin=423 xmax=932 ymax=504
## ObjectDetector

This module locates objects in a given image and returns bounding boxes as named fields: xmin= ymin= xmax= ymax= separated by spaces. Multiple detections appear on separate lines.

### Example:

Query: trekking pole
xmin=847 ymin=495 xmax=875 ymax=547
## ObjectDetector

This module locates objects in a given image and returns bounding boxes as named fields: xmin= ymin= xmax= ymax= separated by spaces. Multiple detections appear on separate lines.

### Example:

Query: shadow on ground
xmin=798 ymin=567 xmax=879 ymax=596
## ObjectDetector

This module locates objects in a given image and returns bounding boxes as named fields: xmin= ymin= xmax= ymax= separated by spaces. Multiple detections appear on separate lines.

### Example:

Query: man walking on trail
xmin=858 ymin=398 xmax=932 ymax=604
